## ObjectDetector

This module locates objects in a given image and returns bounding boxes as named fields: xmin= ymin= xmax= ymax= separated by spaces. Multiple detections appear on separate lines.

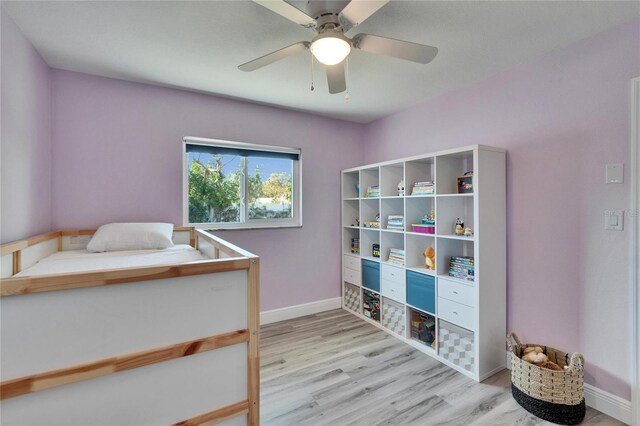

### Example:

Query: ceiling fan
xmin=238 ymin=0 xmax=438 ymax=94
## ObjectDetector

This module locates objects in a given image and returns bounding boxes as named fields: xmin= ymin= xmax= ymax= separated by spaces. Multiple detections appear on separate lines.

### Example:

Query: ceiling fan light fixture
xmin=310 ymin=32 xmax=351 ymax=66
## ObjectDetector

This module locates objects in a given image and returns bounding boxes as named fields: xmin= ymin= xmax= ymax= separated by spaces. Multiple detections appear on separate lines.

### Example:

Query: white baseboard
xmin=505 ymin=350 xmax=631 ymax=424
xmin=584 ymin=384 xmax=632 ymax=425
xmin=260 ymin=297 xmax=342 ymax=325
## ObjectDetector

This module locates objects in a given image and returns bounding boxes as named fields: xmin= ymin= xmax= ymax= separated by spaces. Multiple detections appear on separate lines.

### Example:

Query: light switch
xmin=605 ymin=210 xmax=624 ymax=231
xmin=606 ymin=164 xmax=623 ymax=184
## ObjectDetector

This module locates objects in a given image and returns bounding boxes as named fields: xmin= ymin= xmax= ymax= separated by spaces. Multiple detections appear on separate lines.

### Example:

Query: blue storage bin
xmin=406 ymin=271 xmax=436 ymax=314
xmin=362 ymin=259 xmax=380 ymax=292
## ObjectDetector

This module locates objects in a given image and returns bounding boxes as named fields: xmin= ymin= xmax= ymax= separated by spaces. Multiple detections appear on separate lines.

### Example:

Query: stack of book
xmin=388 ymin=248 xmax=405 ymax=266
xmin=365 ymin=186 xmax=380 ymax=197
xmin=448 ymin=256 xmax=475 ymax=281
xmin=351 ymin=238 xmax=360 ymax=254
xmin=411 ymin=181 xmax=434 ymax=195
xmin=386 ymin=215 xmax=404 ymax=230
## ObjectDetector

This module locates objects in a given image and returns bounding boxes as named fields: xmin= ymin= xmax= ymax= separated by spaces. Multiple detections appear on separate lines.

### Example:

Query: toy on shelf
xmin=457 ymin=171 xmax=473 ymax=194
xmin=455 ymin=218 xmax=464 ymax=235
xmin=463 ymin=227 xmax=473 ymax=237
xmin=423 ymin=247 xmax=436 ymax=270
xmin=363 ymin=213 xmax=380 ymax=229
xmin=411 ymin=210 xmax=435 ymax=234
xmin=398 ymin=180 xmax=405 ymax=196
xmin=355 ymin=184 xmax=360 ymax=196
xmin=372 ymin=243 xmax=381 ymax=258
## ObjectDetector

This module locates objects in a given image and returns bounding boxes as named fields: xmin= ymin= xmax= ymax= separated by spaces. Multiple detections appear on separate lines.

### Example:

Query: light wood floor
xmin=260 ymin=309 xmax=622 ymax=426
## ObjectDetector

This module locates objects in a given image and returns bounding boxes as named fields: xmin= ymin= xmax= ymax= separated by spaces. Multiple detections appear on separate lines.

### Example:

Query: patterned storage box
xmin=439 ymin=319 xmax=475 ymax=372
xmin=344 ymin=283 xmax=361 ymax=313
xmin=382 ymin=297 xmax=405 ymax=336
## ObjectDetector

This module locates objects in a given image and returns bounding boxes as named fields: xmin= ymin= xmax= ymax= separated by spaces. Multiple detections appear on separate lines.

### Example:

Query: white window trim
xmin=182 ymin=137 xmax=302 ymax=230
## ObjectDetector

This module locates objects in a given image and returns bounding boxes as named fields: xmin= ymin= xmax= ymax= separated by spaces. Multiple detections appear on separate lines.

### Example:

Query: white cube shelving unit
xmin=341 ymin=144 xmax=506 ymax=381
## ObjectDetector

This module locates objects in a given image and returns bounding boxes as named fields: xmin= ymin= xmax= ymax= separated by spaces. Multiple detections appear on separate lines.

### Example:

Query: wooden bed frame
xmin=0 ymin=227 xmax=259 ymax=426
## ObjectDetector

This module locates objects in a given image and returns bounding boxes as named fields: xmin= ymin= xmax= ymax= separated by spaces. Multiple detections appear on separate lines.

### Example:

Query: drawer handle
xmin=453 ymin=291 xmax=459 ymax=294
xmin=453 ymin=311 xmax=458 ymax=315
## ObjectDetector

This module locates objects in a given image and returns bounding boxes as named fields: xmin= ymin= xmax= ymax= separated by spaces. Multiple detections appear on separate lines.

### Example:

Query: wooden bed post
xmin=247 ymin=257 xmax=260 ymax=426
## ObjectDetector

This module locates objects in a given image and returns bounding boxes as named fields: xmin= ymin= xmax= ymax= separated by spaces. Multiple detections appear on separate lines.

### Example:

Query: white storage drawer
xmin=438 ymin=278 xmax=475 ymax=307
xmin=381 ymin=278 xmax=406 ymax=304
xmin=381 ymin=264 xmax=405 ymax=285
xmin=438 ymin=297 xmax=475 ymax=330
xmin=343 ymin=266 xmax=361 ymax=286
xmin=343 ymin=254 xmax=361 ymax=272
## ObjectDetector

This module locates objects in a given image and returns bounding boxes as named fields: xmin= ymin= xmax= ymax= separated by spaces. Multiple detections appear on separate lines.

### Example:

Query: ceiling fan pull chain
xmin=310 ymin=52 xmax=315 ymax=91
xmin=344 ymin=56 xmax=350 ymax=100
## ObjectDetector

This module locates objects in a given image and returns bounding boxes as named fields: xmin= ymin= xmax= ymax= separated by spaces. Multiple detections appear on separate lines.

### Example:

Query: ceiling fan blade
xmin=253 ymin=0 xmax=316 ymax=28
xmin=326 ymin=62 xmax=346 ymax=94
xmin=239 ymin=42 xmax=310 ymax=72
xmin=339 ymin=0 xmax=389 ymax=31
xmin=352 ymin=34 xmax=438 ymax=64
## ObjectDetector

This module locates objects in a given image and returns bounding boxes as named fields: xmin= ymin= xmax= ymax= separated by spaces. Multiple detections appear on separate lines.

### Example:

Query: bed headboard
xmin=0 ymin=226 xmax=197 ymax=278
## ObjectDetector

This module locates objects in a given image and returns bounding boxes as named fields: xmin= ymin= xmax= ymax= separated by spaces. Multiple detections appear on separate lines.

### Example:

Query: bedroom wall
xmin=0 ymin=11 xmax=52 ymax=244
xmin=50 ymin=70 xmax=364 ymax=312
xmin=362 ymin=19 xmax=640 ymax=400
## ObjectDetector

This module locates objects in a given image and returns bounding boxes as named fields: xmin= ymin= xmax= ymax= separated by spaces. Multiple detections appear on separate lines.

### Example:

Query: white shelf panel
xmin=405 ymin=266 xmax=436 ymax=277
xmin=406 ymin=302 xmax=436 ymax=317
xmin=380 ymin=229 xmax=404 ymax=234
xmin=438 ymin=234 xmax=475 ymax=241
xmin=436 ymin=193 xmax=474 ymax=198
xmin=361 ymin=256 xmax=380 ymax=263
xmin=437 ymin=274 xmax=475 ymax=286
xmin=405 ymin=194 xmax=435 ymax=198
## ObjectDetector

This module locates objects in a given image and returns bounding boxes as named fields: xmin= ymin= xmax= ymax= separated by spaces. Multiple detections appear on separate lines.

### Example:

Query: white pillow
xmin=86 ymin=223 xmax=175 ymax=252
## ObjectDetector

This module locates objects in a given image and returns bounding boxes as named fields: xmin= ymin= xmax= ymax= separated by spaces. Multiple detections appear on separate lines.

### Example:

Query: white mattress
xmin=14 ymin=245 xmax=209 ymax=277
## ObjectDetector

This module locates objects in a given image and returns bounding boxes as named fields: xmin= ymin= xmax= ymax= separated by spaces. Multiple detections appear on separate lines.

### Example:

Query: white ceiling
xmin=3 ymin=1 xmax=639 ymax=123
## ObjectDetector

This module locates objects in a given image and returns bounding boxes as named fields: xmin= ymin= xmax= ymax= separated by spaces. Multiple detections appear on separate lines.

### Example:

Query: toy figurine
xmin=398 ymin=180 xmax=405 ymax=196
xmin=355 ymin=184 xmax=360 ymax=195
xmin=455 ymin=218 xmax=464 ymax=235
xmin=464 ymin=227 xmax=473 ymax=237
xmin=423 ymin=247 xmax=436 ymax=270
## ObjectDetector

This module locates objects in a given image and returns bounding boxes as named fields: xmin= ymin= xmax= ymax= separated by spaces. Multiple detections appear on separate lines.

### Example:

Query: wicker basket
xmin=507 ymin=332 xmax=585 ymax=425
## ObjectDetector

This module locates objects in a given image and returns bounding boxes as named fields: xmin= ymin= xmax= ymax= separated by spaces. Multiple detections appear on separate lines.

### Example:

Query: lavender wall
xmin=51 ymin=70 xmax=364 ymax=311
xmin=1 ymin=11 xmax=52 ymax=243
xmin=362 ymin=20 xmax=640 ymax=399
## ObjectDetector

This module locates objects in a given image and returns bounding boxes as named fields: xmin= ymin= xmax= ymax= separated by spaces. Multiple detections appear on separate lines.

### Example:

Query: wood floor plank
xmin=260 ymin=309 xmax=621 ymax=426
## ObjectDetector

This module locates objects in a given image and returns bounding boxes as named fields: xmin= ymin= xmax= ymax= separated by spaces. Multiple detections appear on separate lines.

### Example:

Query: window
xmin=183 ymin=137 xmax=301 ymax=229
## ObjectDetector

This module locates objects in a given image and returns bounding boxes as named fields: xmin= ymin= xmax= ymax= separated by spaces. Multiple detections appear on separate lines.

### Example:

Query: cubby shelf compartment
xmin=343 ymin=199 xmax=360 ymax=228
xmin=436 ymin=195 xmax=474 ymax=237
xmin=435 ymin=150 xmax=474 ymax=195
xmin=341 ymin=144 xmax=505 ymax=382
xmin=409 ymin=308 xmax=437 ymax=350
xmin=405 ymin=233 xmax=435 ymax=271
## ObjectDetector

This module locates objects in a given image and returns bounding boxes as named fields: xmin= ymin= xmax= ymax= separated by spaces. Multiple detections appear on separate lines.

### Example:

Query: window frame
xmin=183 ymin=137 xmax=302 ymax=230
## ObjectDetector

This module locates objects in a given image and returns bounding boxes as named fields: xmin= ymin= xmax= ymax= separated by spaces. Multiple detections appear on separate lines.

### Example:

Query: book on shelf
xmin=386 ymin=214 xmax=404 ymax=230
xmin=365 ymin=186 xmax=380 ymax=198
xmin=388 ymin=248 xmax=405 ymax=266
xmin=411 ymin=181 xmax=434 ymax=195
xmin=448 ymin=256 xmax=475 ymax=281
xmin=351 ymin=238 xmax=360 ymax=254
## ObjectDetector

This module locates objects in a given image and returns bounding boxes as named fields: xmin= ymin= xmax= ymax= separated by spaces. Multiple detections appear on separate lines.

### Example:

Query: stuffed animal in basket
xmin=522 ymin=346 xmax=562 ymax=370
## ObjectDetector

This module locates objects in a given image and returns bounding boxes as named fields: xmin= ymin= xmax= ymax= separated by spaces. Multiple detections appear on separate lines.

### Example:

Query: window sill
xmin=189 ymin=222 xmax=302 ymax=231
